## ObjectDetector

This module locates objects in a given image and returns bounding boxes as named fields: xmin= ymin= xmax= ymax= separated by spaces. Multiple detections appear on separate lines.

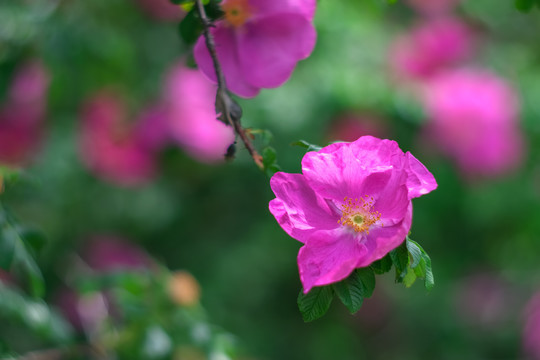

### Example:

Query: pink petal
xmin=373 ymin=182 xmax=410 ymax=225
xmin=248 ymin=0 xmax=317 ymax=20
xmin=359 ymin=203 xmax=413 ymax=266
xmin=298 ymin=229 xmax=368 ymax=293
xmin=194 ymin=25 xmax=260 ymax=98
xmin=269 ymin=172 xmax=338 ymax=243
xmin=405 ymin=152 xmax=438 ymax=198
xmin=238 ymin=14 xmax=316 ymax=89
xmin=164 ymin=64 xmax=235 ymax=162
xmin=301 ymin=138 xmax=393 ymax=201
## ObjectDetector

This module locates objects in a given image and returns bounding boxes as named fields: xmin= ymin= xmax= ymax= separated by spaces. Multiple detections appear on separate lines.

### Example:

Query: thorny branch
xmin=194 ymin=0 xmax=264 ymax=169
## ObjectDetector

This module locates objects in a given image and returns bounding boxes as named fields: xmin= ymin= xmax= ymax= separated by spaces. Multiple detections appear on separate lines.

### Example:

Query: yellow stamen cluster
xmin=222 ymin=0 xmax=252 ymax=27
xmin=337 ymin=196 xmax=381 ymax=234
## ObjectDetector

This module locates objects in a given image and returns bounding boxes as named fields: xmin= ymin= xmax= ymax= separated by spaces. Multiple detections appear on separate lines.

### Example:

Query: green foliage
xmin=0 ymin=206 xmax=45 ymax=298
xmin=515 ymin=0 xmax=540 ymax=12
xmin=0 ymin=283 xmax=74 ymax=345
xmin=333 ymin=267 xmax=375 ymax=314
xmin=298 ymin=236 xmax=434 ymax=321
xmin=370 ymin=255 xmax=392 ymax=274
xmin=262 ymin=147 xmax=281 ymax=177
xmin=297 ymin=286 xmax=334 ymax=322
xmin=390 ymin=238 xmax=435 ymax=291
xmin=178 ymin=0 xmax=224 ymax=45
xmin=291 ymin=140 xmax=323 ymax=152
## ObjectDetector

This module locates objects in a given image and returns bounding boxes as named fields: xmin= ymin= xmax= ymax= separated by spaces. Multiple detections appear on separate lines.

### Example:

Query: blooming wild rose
xmin=421 ymin=68 xmax=523 ymax=177
xmin=194 ymin=0 xmax=317 ymax=98
xmin=164 ymin=64 xmax=235 ymax=163
xmin=269 ymin=136 xmax=437 ymax=293
xmin=389 ymin=18 xmax=473 ymax=81
xmin=79 ymin=92 xmax=162 ymax=186
xmin=0 ymin=60 xmax=50 ymax=166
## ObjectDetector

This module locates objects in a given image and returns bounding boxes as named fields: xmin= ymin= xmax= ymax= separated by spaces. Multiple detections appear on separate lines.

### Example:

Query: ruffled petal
xmin=298 ymin=229 xmax=367 ymax=293
xmin=238 ymin=14 xmax=316 ymax=89
xmin=405 ymin=152 xmax=438 ymax=198
xmin=302 ymin=141 xmax=392 ymax=201
xmin=269 ymin=172 xmax=337 ymax=243
xmin=194 ymin=25 xmax=260 ymax=98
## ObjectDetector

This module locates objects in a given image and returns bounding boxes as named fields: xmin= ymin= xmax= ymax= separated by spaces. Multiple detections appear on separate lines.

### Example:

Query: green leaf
xmin=402 ymin=267 xmax=417 ymax=287
xmin=356 ymin=267 xmax=376 ymax=298
xmin=0 ymin=224 xmax=16 ymax=270
xmin=370 ymin=254 xmax=392 ymax=274
xmin=0 ymin=207 xmax=45 ymax=297
xmin=406 ymin=238 xmax=435 ymax=291
xmin=291 ymin=140 xmax=323 ymax=152
xmin=389 ymin=242 xmax=409 ymax=282
xmin=0 ymin=283 xmax=73 ymax=343
xmin=297 ymin=286 xmax=334 ymax=322
xmin=178 ymin=10 xmax=204 ymax=45
xmin=262 ymin=147 xmax=281 ymax=177
xmin=333 ymin=268 xmax=375 ymax=314
xmin=12 ymin=238 xmax=45 ymax=297
xmin=516 ymin=0 xmax=535 ymax=12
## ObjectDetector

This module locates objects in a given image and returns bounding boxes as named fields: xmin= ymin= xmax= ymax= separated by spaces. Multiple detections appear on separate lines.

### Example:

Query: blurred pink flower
xmin=524 ymin=292 xmax=540 ymax=359
xmin=135 ymin=0 xmax=184 ymax=21
xmin=269 ymin=136 xmax=437 ymax=293
xmin=164 ymin=64 xmax=235 ymax=162
xmin=194 ymin=0 xmax=317 ymax=98
xmin=79 ymin=92 xmax=165 ymax=186
xmin=83 ymin=236 xmax=152 ymax=272
xmin=453 ymin=272 xmax=515 ymax=328
xmin=406 ymin=0 xmax=460 ymax=15
xmin=422 ymin=68 xmax=523 ymax=176
xmin=0 ymin=60 xmax=49 ymax=166
xmin=389 ymin=18 xmax=473 ymax=80
xmin=327 ymin=112 xmax=388 ymax=143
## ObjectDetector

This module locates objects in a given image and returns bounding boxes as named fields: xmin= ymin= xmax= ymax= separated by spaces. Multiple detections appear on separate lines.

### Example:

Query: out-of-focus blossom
xmin=57 ymin=236 xmax=152 ymax=332
xmin=79 ymin=92 xmax=165 ymax=186
xmin=389 ymin=18 xmax=473 ymax=80
xmin=523 ymin=291 xmax=540 ymax=359
xmin=453 ymin=272 xmax=515 ymax=328
xmin=194 ymin=0 xmax=317 ymax=98
xmin=0 ymin=60 xmax=49 ymax=166
xmin=168 ymin=271 xmax=201 ymax=306
xmin=164 ymin=64 xmax=235 ymax=163
xmin=83 ymin=236 xmax=152 ymax=272
xmin=421 ymin=68 xmax=523 ymax=176
xmin=406 ymin=0 xmax=460 ymax=15
xmin=135 ymin=0 xmax=184 ymax=21
xmin=327 ymin=112 xmax=388 ymax=143
xmin=269 ymin=136 xmax=437 ymax=293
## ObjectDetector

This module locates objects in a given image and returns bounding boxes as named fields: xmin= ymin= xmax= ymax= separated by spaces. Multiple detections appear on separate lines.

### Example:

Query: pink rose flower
xmin=406 ymin=0 xmax=460 ymax=15
xmin=269 ymin=136 xmax=437 ymax=293
xmin=523 ymin=292 xmax=540 ymax=359
xmin=79 ymin=92 xmax=163 ymax=186
xmin=389 ymin=18 xmax=473 ymax=80
xmin=194 ymin=0 xmax=317 ymax=98
xmin=0 ymin=60 xmax=49 ymax=166
xmin=422 ymin=69 xmax=523 ymax=176
xmin=164 ymin=64 xmax=235 ymax=163
xmin=83 ymin=236 xmax=152 ymax=272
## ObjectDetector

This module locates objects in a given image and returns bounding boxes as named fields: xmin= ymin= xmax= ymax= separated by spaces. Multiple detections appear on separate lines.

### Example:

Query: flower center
xmin=222 ymin=0 xmax=252 ymax=27
xmin=337 ymin=196 xmax=382 ymax=234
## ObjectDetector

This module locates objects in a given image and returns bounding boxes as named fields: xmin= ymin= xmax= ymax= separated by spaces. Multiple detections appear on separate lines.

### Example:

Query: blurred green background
xmin=1 ymin=0 xmax=540 ymax=359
